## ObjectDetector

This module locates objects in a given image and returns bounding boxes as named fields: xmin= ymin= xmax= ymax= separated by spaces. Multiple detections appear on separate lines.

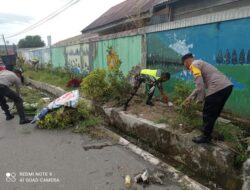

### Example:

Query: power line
xmin=6 ymin=0 xmax=79 ymax=38
xmin=5 ymin=0 xmax=80 ymax=39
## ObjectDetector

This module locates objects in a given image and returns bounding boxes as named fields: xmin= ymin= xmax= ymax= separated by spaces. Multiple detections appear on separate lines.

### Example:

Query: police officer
xmin=124 ymin=69 xmax=170 ymax=111
xmin=182 ymin=53 xmax=233 ymax=144
xmin=0 ymin=61 xmax=31 ymax=125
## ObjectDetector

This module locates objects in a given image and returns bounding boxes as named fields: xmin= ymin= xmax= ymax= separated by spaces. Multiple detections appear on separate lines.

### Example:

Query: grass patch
xmin=73 ymin=117 xmax=102 ymax=133
xmin=22 ymin=65 xmax=70 ymax=90
xmin=20 ymin=86 xmax=51 ymax=103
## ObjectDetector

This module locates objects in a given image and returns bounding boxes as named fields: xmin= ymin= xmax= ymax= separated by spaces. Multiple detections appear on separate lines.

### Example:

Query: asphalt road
xmin=0 ymin=113 xmax=182 ymax=190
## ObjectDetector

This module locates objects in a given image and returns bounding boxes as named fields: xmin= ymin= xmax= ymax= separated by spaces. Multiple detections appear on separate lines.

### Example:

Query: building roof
xmin=81 ymin=0 xmax=180 ymax=33
xmin=81 ymin=0 xmax=159 ymax=33
xmin=53 ymin=35 xmax=84 ymax=47
xmin=53 ymin=33 xmax=98 ymax=47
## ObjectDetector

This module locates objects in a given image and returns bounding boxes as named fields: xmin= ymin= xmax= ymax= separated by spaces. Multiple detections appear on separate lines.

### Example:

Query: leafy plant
xmin=173 ymin=81 xmax=192 ymax=106
xmin=80 ymin=69 xmax=109 ymax=102
xmin=80 ymin=67 xmax=132 ymax=104
xmin=37 ymin=100 xmax=93 ymax=129
xmin=173 ymin=81 xmax=201 ymax=116
xmin=77 ymin=100 xmax=92 ymax=119
xmin=37 ymin=107 xmax=75 ymax=129
xmin=106 ymin=67 xmax=132 ymax=103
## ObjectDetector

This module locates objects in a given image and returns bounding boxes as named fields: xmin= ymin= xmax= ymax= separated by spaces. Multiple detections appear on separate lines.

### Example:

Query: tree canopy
xmin=18 ymin=35 xmax=45 ymax=48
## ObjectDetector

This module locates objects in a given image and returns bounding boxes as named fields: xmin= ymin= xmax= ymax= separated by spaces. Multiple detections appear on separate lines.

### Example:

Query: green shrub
xmin=80 ymin=68 xmax=132 ymax=104
xmin=106 ymin=67 xmax=132 ymax=103
xmin=80 ymin=69 xmax=109 ymax=102
xmin=173 ymin=81 xmax=192 ymax=106
xmin=173 ymin=81 xmax=201 ymax=116
xmin=77 ymin=100 xmax=92 ymax=118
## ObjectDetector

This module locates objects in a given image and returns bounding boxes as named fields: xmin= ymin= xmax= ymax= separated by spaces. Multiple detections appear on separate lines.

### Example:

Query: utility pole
xmin=2 ymin=34 xmax=9 ymax=56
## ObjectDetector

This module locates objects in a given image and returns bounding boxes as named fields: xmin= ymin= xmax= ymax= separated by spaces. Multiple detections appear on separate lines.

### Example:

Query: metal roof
xmin=81 ymin=0 xmax=159 ymax=33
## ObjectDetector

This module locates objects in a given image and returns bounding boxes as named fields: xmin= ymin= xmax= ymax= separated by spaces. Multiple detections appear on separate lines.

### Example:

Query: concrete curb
xmin=101 ymin=127 xmax=210 ymax=190
xmin=103 ymin=107 xmax=243 ymax=190
xmin=25 ymin=78 xmax=66 ymax=97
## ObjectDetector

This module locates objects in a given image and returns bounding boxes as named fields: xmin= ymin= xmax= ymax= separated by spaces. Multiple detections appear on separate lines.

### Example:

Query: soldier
xmin=124 ymin=69 xmax=170 ymax=111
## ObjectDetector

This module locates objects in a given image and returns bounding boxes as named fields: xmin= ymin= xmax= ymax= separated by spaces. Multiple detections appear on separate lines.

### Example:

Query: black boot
xmin=6 ymin=114 xmax=14 ymax=121
xmin=146 ymin=101 xmax=154 ymax=106
xmin=19 ymin=118 xmax=32 ymax=125
xmin=123 ymin=103 xmax=129 ymax=111
xmin=192 ymin=135 xmax=211 ymax=144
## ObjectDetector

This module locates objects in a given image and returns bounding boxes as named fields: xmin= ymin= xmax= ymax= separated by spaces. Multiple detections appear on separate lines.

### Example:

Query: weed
xmin=22 ymin=64 xmax=71 ymax=90
xmin=73 ymin=117 xmax=102 ymax=133
xmin=173 ymin=81 xmax=192 ymax=106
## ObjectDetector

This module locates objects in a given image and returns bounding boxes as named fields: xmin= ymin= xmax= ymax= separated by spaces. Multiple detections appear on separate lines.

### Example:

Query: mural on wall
xmin=17 ymin=48 xmax=51 ymax=65
xmin=81 ymin=44 xmax=91 ymax=75
xmin=147 ymin=17 xmax=250 ymax=117
xmin=65 ymin=44 xmax=91 ymax=75
xmin=93 ymin=35 xmax=142 ymax=75
xmin=65 ymin=45 xmax=81 ymax=74
xmin=106 ymin=46 xmax=121 ymax=70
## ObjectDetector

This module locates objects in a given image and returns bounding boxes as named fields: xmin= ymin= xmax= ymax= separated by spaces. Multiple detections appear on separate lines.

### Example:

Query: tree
xmin=247 ymin=49 xmax=250 ymax=64
xmin=224 ymin=49 xmax=231 ymax=64
xmin=18 ymin=35 xmax=45 ymax=48
xmin=239 ymin=49 xmax=246 ymax=65
xmin=216 ymin=49 xmax=223 ymax=64
xmin=231 ymin=49 xmax=238 ymax=65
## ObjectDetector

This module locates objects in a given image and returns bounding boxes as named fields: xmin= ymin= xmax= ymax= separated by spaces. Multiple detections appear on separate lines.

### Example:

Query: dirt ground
xmin=126 ymin=98 xmax=178 ymax=123
xmin=105 ymin=95 xmax=249 ymax=153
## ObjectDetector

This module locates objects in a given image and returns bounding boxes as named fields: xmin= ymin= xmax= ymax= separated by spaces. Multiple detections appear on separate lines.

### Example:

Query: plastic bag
xmin=31 ymin=90 xmax=80 ymax=124
xmin=47 ymin=90 xmax=79 ymax=110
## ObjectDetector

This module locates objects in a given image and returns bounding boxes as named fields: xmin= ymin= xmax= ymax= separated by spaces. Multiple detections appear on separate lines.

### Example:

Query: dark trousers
xmin=202 ymin=85 xmax=233 ymax=137
xmin=124 ymin=76 xmax=155 ymax=107
xmin=0 ymin=85 xmax=25 ymax=119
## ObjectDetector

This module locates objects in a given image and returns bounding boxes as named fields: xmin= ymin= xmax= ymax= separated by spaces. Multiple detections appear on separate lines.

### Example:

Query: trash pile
xmin=31 ymin=90 xmax=80 ymax=124
xmin=124 ymin=169 xmax=165 ymax=189
xmin=29 ymin=90 xmax=93 ymax=129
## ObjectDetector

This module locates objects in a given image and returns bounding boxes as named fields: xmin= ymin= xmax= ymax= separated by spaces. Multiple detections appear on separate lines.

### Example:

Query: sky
xmin=0 ymin=0 xmax=124 ymax=45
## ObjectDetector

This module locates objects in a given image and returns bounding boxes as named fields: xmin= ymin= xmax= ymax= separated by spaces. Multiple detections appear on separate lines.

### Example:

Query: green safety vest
xmin=140 ymin=69 xmax=160 ymax=80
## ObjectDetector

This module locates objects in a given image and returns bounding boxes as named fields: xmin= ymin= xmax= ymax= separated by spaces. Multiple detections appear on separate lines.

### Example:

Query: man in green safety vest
xmin=124 ymin=69 xmax=170 ymax=111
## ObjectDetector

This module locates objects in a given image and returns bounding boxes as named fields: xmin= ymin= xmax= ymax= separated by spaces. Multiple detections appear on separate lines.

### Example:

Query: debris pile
xmin=124 ymin=169 xmax=166 ymax=189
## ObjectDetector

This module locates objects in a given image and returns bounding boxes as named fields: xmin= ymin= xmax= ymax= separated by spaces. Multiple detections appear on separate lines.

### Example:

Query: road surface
xmin=0 ymin=113 xmax=182 ymax=190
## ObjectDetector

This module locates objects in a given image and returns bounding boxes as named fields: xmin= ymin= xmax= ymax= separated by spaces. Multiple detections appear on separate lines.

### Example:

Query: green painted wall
xmin=93 ymin=35 xmax=142 ymax=74
xmin=51 ymin=47 xmax=65 ymax=68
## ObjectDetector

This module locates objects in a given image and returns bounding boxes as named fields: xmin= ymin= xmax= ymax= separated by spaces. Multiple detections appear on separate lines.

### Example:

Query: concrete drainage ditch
xmin=102 ymin=107 xmax=243 ymax=190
